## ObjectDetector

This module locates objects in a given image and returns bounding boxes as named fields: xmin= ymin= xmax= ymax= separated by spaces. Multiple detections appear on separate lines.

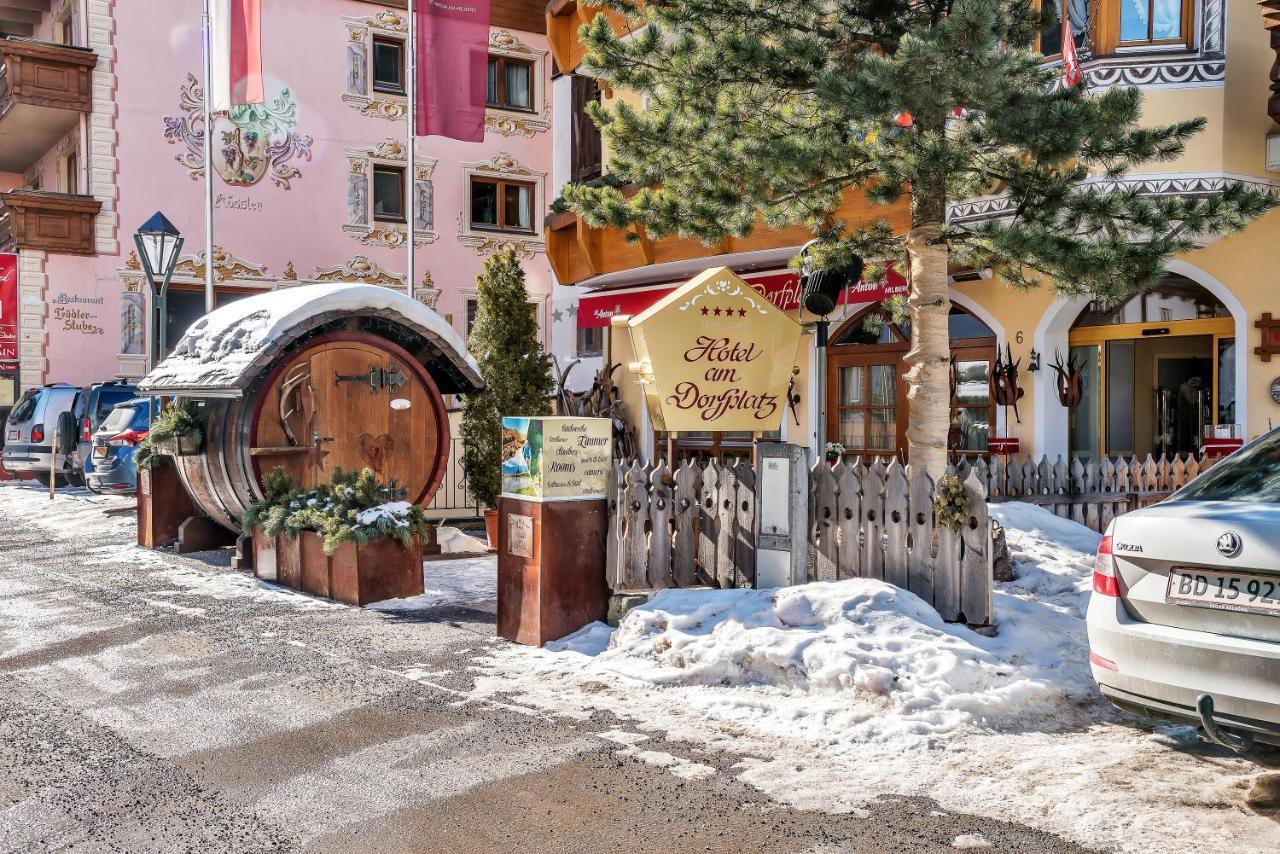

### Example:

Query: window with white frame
xmin=343 ymin=138 xmax=437 ymax=248
xmin=458 ymin=152 xmax=547 ymax=258
xmin=343 ymin=11 xmax=411 ymax=120
xmin=484 ymin=31 xmax=550 ymax=137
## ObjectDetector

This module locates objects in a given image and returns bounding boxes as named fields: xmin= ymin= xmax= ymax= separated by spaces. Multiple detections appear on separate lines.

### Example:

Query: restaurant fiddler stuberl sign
xmin=624 ymin=266 xmax=804 ymax=433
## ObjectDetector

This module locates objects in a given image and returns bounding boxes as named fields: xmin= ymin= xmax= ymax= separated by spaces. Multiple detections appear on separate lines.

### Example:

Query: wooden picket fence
xmin=958 ymin=452 xmax=1223 ymax=533
xmin=606 ymin=457 xmax=994 ymax=626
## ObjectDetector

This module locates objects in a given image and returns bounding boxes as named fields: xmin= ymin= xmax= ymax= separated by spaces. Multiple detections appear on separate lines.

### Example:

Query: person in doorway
xmin=1176 ymin=375 xmax=1206 ymax=453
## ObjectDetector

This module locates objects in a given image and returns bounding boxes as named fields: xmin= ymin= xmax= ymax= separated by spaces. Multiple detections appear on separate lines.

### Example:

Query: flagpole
xmin=202 ymin=0 xmax=216 ymax=314
xmin=406 ymin=0 xmax=417 ymax=301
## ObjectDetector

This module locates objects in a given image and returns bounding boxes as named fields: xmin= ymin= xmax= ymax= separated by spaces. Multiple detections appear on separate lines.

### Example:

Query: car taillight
xmin=1093 ymin=534 xmax=1119 ymax=597
xmin=30 ymin=424 xmax=44 ymax=443
xmin=108 ymin=429 xmax=146 ymax=447
xmin=82 ymin=415 xmax=92 ymax=442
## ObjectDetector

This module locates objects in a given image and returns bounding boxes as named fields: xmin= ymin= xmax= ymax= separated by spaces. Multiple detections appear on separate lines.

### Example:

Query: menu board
xmin=500 ymin=416 xmax=612 ymax=501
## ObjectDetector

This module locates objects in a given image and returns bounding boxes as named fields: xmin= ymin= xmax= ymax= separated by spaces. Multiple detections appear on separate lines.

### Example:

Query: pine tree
xmin=564 ymin=0 xmax=1276 ymax=473
xmin=461 ymin=250 xmax=555 ymax=507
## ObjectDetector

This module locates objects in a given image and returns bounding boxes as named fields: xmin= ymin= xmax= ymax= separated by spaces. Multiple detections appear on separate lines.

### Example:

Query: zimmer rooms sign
xmin=625 ymin=267 xmax=804 ymax=432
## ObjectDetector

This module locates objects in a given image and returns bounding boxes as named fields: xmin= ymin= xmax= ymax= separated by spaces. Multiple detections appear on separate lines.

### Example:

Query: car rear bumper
xmin=1087 ymin=594 xmax=1280 ymax=736
xmin=1 ymin=445 xmax=55 ymax=472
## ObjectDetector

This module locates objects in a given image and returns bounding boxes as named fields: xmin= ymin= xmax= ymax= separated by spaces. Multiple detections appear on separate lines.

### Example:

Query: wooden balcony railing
xmin=545 ymin=187 xmax=911 ymax=286
xmin=0 ymin=190 xmax=101 ymax=255
xmin=0 ymin=38 xmax=97 ymax=171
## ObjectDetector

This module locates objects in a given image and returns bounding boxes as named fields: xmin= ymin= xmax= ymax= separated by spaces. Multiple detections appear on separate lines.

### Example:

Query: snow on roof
xmin=139 ymin=283 xmax=481 ymax=396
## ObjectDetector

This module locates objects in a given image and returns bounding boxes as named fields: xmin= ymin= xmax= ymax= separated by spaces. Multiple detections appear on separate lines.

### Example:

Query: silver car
xmin=1088 ymin=430 xmax=1280 ymax=750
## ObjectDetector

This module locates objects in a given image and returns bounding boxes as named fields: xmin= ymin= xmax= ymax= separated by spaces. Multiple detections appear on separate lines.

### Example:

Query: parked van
xmin=71 ymin=380 xmax=139 ymax=485
xmin=3 ymin=384 xmax=81 ymax=486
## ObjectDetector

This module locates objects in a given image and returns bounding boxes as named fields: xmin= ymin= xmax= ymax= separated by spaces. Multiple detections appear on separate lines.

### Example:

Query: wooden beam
xmin=0 ymin=7 xmax=41 ymax=24
xmin=0 ymin=21 xmax=33 ymax=36
xmin=574 ymin=214 xmax=603 ymax=276
xmin=0 ymin=0 xmax=51 ymax=11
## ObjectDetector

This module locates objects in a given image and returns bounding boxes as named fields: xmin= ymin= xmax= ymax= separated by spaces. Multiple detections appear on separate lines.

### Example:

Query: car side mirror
xmin=57 ymin=411 xmax=78 ymax=454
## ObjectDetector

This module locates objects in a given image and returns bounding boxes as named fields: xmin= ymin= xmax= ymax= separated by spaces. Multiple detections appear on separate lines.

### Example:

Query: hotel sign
xmin=625 ymin=267 xmax=804 ymax=433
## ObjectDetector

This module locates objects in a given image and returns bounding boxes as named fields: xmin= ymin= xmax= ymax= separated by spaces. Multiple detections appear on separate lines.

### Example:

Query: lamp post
xmin=135 ymin=212 xmax=184 ymax=421
xmin=134 ymin=212 xmax=184 ymax=372
xmin=799 ymin=243 xmax=863 ymax=459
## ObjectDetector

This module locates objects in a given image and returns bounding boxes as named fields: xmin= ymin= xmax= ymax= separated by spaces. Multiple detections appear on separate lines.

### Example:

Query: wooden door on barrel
xmin=251 ymin=336 xmax=442 ymax=501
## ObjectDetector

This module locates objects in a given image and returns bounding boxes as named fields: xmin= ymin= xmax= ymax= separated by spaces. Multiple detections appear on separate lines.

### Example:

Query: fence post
xmin=811 ymin=460 xmax=839 ymax=582
xmin=834 ymin=461 xmax=862 ymax=580
xmin=907 ymin=466 xmax=935 ymax=604
xmin=716 ymin=462 xmax=738 ymax=588
xmin=959 ymin=470 xmax=993 ymax=627
xmin=733 ymin=458 xmax=756 ymax=588
xmin=622 ymin=461 xmax=650 ymax=590
xmin=698 ymin=461 xmax=720 ymax=586
xmin=882 ymin=460 xmax=910 ymax=590
xmin=648 ymin=463 xmax=673 ymax=589
xmin=606 ymin=460 xmax=627 ymax=589
xmin=861 ymin=463 xmax=885 ymax=581
xmin=672 ymin=459 xmax=701 ymax=588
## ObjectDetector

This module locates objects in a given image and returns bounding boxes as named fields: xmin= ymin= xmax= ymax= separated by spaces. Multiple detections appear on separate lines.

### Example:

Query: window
xmin=470 ymin=177 xmax=534 ymax=233
xmin=1037 ymin=0 xmax=1089 ymax=58
xmin=466 ymin=299 xmax=478 ymax=336
xmin=487 ymin=56 xmax=534 ymax=111
xmin=373 ymin=165 xmax=406 ymax=222
xmin=164 ymin=288 xmax=259 ymax=359
xmin=836 ymin=364 xmax=899 ymax=453
xmin=571 ymin=75 xmax=603 ymax=183
xmin=1120 ymin=0 xmax=1186 ymax=45
xmin=372 ymin=37 xmax=405 ymax=94
xmin=577 ymin=326 xmax=604 ymax=358
xmin=63 ymin=151 xmax=78 ymax=195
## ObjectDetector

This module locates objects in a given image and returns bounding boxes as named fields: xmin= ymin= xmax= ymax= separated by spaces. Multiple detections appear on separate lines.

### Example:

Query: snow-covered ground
xmin=471 ymin=503 xmax=1280 ymax=854
xmin=368 ymin=555 xmax=497 ymax=613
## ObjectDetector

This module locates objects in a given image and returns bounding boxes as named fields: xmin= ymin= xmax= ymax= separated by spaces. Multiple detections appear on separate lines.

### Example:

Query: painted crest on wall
xmin=163 ymin=74 xmax=314 ymax=190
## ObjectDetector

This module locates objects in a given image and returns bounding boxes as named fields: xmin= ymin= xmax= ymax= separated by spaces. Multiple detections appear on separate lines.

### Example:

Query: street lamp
xmin=134 ymin=211 xmax=184 ymax=370
xmin=798 ymin=242 xmax=863 ymax=457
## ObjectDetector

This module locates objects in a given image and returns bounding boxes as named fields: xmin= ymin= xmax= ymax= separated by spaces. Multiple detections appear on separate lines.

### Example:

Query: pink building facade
xmin=0 ymin=0 xmax=555 ymax=405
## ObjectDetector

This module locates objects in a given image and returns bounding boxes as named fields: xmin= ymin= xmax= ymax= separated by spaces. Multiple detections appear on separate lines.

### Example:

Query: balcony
xmin=546 ymin=187 xmax=911 ymax=287
xmin=0 ymin=37 xmax=97 ymax=171
xmin=0 ymin=189 xmax=101 ymax=255
xmin=546 ymin=0 xmax=629 ymax=73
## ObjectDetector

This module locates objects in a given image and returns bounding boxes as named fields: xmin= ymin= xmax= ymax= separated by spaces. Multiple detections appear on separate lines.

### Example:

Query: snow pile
xmin=474 ymin=505 xmax=1280 ymax=853
xmin=437 ymin=525 xmax=488 ymax=554
xmin=140 ymin=283 xmax=480 ymax=392
xmin=355 ymin=500 xmax=414 ymax=527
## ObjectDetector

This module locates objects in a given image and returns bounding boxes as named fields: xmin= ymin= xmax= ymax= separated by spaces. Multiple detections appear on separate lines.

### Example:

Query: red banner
xmin=0 ymin=253 xmax=16 ymax=369
xmin=577 ymin=267 xmax=908 ymax=329
xmin=415 ymin=0 xmax=492 ymax=142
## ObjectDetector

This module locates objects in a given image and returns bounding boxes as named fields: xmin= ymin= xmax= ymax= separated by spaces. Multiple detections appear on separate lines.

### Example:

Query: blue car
xmin=85 ymin=398 xmax=152 ymax=494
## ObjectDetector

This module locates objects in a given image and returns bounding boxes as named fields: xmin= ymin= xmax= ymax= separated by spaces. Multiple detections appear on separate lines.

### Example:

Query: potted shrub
xmin=134 ymin=401 xmax=202 ymax=469
xmin=461 ymin=250 xmax=554 ymax=549
xmin=243 ymin=467 xmax=429 ymax=605
xmin=824 ymin=442 xmax=845 ymax=466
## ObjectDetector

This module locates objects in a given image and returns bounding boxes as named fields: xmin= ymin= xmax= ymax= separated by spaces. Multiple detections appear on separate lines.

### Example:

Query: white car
xmin=1087 ymin=431 xmax=1280 ymax=750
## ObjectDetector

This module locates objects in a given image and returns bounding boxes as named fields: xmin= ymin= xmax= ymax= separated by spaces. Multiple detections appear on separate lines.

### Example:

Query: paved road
xmin=0 ymin=486 xmax=1089 ymax=853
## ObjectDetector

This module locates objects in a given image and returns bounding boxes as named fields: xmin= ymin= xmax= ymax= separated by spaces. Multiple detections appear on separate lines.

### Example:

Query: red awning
xmin=577 ymin=267 xmax=908 ymax=328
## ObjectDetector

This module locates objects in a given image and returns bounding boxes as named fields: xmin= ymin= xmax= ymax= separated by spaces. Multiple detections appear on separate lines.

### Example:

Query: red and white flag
xmin=415 ymin=0 xmax=493 ymax=141
xmin=1061 ymin=12 xmax=1083 ymax=88
xmin=209 ymin=0 xmax=264 ymax=111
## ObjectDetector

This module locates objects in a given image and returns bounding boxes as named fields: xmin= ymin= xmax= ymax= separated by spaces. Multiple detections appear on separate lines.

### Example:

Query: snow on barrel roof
xmin=140 ymin=283 xmax=482 ymax=395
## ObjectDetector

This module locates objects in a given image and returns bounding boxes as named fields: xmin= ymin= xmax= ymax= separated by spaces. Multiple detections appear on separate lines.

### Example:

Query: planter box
xmin=251 ymin=528 xmax=422 ymax=606
xmin=329 ymin=535 xmax=424 ymax=606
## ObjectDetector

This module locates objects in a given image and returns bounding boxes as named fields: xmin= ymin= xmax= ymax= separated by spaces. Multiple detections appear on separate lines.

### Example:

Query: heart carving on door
xmin=358 ymin=432 xmax=396 ymax=473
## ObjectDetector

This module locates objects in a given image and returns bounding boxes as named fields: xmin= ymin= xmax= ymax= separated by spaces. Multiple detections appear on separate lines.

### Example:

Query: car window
xmin=9 ymin=391 xmax=37 ymax=423
xmin=99 ymin=406 xmax=138 ymax=435
xmin=1175 ymin=431 xmax=1280 ymax=503
xmin=94 ymin=389 xmax=136 ymax=422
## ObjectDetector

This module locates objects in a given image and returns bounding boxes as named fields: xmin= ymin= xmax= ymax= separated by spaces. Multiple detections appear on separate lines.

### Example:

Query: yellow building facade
xmin=546 ymin=0 xmax=1280 ymax=464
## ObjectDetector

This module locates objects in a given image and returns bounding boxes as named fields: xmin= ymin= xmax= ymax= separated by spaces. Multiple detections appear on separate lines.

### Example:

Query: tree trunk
xmin=903 ymin=222 xmax=951 ymax=478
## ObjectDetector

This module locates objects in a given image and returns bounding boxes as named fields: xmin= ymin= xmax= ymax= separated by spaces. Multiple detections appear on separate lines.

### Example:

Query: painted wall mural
xmin=163 ymin=74 xmax=314 ymax=189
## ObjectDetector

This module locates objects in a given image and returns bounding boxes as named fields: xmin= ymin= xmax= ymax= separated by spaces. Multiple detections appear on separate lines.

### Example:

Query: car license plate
xmin=92 ymin=445 xmax=108 ymax=459
xmin=1167 ymin=567 xmax=1280 ymax=617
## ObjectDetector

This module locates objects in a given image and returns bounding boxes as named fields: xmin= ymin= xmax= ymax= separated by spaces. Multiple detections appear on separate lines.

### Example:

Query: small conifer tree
xmin=461 ymin=250 xmax=554 ymax=507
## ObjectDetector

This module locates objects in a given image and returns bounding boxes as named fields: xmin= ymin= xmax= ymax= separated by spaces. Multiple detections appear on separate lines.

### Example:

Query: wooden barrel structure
xmin=139 ymin=284 xmax=482 ymax=532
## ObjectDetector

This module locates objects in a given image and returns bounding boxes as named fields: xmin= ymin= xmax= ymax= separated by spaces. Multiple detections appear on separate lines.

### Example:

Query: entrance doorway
xmin=1067 ymin=275 xmax=1234 ymax=458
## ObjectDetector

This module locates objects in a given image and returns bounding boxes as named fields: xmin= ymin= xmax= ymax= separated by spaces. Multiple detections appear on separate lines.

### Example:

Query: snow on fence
xmin=606 ymin=457 xmax=993 ymax=626
xmin=961 ymin=452 xmax=1224 ymax=533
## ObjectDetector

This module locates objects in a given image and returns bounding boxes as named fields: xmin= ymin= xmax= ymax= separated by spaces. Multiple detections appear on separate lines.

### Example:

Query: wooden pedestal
xmin=252 ymin=529 xmax=423 ymax=606
xmin=137 ymin=458 xmax=199 ymax=549
xmin=497 ymin=497 xmax=609 ymax=646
